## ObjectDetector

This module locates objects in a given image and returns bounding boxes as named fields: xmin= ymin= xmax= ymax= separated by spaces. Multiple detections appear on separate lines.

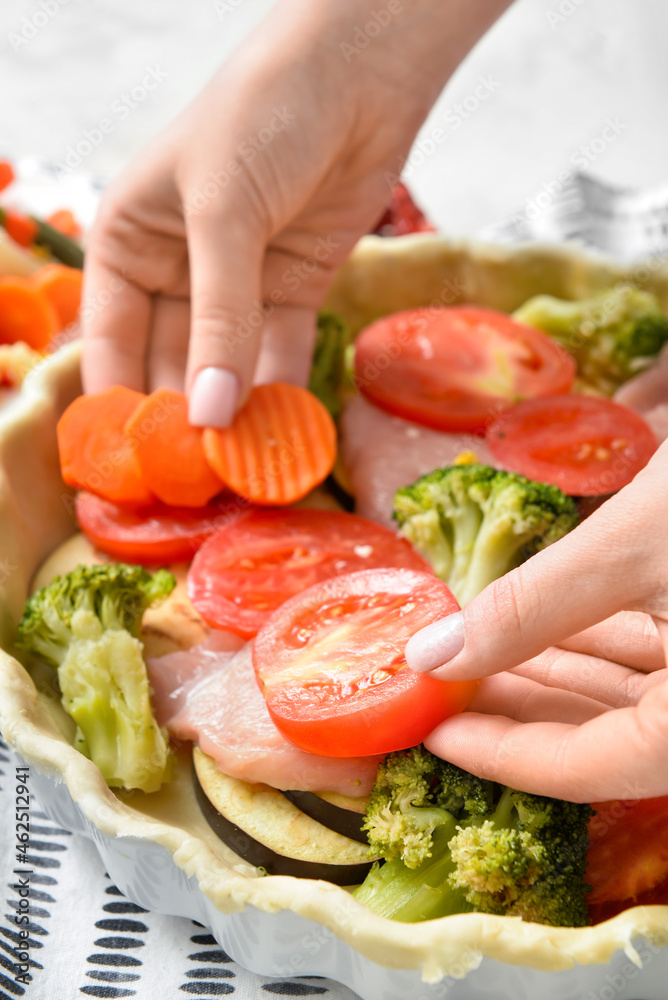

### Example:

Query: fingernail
xmin=189 ymin=367 xmax=239 ymax=428
xmin=405 ymin=611 xmax=465 ymax=673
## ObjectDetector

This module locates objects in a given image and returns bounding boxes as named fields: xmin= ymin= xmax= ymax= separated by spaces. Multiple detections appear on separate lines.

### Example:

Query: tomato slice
xmin=353 ymin=306 xmax=576 ymax=434
xmin=187 ymin=508 xmax=432 ymax=640
xmin=587 ymin=797 xmax=668 ymax=922
xmin=486 ymin=395 xmax=657 ymax=496
xmin=76 ymin=491 xmax=248 ymax=565
xmin=371 ymin=182 xmax=436 ymax=237
xmin=253 ymin=568 xmax=478 ymax=757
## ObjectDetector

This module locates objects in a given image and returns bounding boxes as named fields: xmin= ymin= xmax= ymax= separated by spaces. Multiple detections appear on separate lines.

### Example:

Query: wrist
xmin=292 ymin=0 xmax=514 ymax=109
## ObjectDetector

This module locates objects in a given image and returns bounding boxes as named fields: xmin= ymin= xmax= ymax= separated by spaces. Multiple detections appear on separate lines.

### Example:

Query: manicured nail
xmin=189 ymin=367 xmax=239 ymax=428
xmin=405 ymin=611 xmax=465 ymax=673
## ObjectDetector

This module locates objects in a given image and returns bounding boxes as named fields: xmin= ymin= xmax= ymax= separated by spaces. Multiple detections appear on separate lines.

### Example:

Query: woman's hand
xmin=406 ymin=439 xmax=668 ymax=803
xmin=82 ymin=0 xmax=510 ymax=426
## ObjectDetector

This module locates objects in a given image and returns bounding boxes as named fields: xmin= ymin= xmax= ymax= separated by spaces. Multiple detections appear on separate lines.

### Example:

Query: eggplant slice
xmin=280 ymin=789 xmax=368 ymax=843
xmin=193 ymin=748 xmax=375 ymax=884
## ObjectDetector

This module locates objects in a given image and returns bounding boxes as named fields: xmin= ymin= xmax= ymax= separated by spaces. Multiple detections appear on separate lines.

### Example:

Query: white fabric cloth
xmin=0 ymin=739 xmax=359 ymax=1000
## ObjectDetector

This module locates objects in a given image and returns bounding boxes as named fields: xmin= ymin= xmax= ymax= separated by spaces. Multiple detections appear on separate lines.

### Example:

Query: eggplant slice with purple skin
xmin=280 ymin=789 xmax=368 ymax=844
xmin=193 ymin=748 xmax=376 ymax=885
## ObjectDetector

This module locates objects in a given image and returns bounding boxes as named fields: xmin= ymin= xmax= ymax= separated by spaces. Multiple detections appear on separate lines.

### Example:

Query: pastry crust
xmin=1 ymin=238 xmax=668 ymax=982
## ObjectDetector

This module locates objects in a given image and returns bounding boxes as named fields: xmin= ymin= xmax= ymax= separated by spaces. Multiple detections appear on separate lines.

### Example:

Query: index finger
xmin=424 ymin=675 xmax=668 ymax=801
xmin=81 ymin=256 xmax=151 ymax=393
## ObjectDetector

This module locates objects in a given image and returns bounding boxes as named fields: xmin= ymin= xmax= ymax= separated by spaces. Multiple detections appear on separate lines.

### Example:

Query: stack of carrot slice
xmin=57 ymin=382 xmax=337 ymax=509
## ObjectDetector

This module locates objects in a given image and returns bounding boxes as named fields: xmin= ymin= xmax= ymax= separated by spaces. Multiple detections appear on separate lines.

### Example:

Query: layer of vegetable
xmin=353 ymin=306 xmax=576 ymax=434
xmin=486 ymin=395 xmax=657 ymax=496
xmin=30 ymin=263 xmax=83 ymax=330
xmin=0 ymin=275 xmax=59 ymax=350
xmin=57 ymin=385 xmax=156 ymax=506
xmin=0 ymin=158 xmax=84 ymax=269
xmin=203 ymin=382 xmax=337 ymax=504
xmin=393 ymin=463 xmax=579 ymax=605
xmin=125 ymin=388 xmax=225 ymax=507
xmin=60 ymin=381 xmax=336 ymax=511
xmin=193 ymin=747 xmax=375 ymax=883
xmin=16 ymin=563 xmax=175 ymax=792
xmin=586 ymin=796 xmax=668 ymax=922
xmin=280 ymin=789 xmax=368 ymax=843
xmin=513 ymin=285 xmax=668 ymax=395
xmin=253 ymin=567 xmax=478 ymax=757
xmin=187 ymin=507 xmax=433 ymax=639
xmin=75 ymin=491 xmax=246 ymax=565
xmin=308 ymin=311 xmax=354 ymax=420
xmin=370 ymin=181 xmax=436 ymax=237
xmin=353 ymin=746 xmax=592 ymax=926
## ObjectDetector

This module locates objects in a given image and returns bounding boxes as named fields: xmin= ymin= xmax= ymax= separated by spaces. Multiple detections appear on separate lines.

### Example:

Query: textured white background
xmin=1 ymin=0 xmax=668 ymax=234
xmin=1 ymin=3 xmax=668 ymax=998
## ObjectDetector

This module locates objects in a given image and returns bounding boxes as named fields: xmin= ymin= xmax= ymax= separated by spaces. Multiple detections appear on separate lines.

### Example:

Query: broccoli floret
xmin=513 ymin=285 xmax=668 ymax=395
xmin=393 ymin=464 xmax=578 ymax=606
xmin=308 ymin=311 xmax=354 ymax=420
xmin=354 ymin=747 xmax=592 ymax=926
xmin=449 ymin=788 xmax=592 ymax=927
xmin=17 ymin=563 xmax=175 ymax=793
xmin=363 ymin=746 xmax=493 ymax=868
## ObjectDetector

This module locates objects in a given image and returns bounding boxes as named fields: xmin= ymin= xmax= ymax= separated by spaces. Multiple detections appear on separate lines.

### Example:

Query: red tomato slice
xmin=371 ymin=182 xmax=436 ymax=237
xmin=253 ymin=568 xmax=478 ymax=757
xmin=76 ymin=491 xmax=248 ymax=565
xmin=353 ymin=306 xmax=576 ymax=434
xmin=486 ymin=395 xmax=657 ymax=496
xmin=587 ymin=797 xmax=668 ymax=922
xmin=187 ymin=508 xmax=432 ymax=640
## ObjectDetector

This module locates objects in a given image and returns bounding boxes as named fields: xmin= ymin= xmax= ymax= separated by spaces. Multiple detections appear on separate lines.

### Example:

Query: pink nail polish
xmin=405 ymin=611 xmax=465 ymax=673
xmin=189 ymin=367 xmax=239 ymax=428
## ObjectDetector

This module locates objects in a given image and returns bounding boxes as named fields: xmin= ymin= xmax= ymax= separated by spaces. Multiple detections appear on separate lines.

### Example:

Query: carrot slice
xmin=203 ymin=383 xmax=337 ymax=505
xmin=2 ymin=209 xmax=38 ymax=248
xmin=125 ymin=388 xmax=225 ymax=507
xmin=57 ymin=386 xmax=155 ymax=507
xmin=46 ymin=209 xmax=82 ymax=239
xmin=30 ymin=263 xmax=83 ymax=329
xmin=0 ymin=161 xmax=15 ymax=192
xmin=0 ymin=276 xmax=59 ymax=350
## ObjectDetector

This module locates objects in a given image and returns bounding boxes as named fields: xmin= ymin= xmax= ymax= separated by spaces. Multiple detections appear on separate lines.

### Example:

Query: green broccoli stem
xmin=353 ymin=820 xmax=474 ymax=922
xmin=444 ymin=503 xmax=483 ymax=604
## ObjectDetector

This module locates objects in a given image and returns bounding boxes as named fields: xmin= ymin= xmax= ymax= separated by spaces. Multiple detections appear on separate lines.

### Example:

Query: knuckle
xmin=485 ymin=565 xmax=541 ymax=644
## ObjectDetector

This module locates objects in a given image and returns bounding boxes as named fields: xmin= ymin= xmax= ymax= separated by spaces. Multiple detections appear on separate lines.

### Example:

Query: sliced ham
xmin=147 ymin=641 xmax=383 ymax=797
xmin=614 ymin=345 xmax=668 ymax=444
xmin=339 ymin=395 xmax=494 ymax=527
xmin=147 ymin=630 xmax=244 ymax=723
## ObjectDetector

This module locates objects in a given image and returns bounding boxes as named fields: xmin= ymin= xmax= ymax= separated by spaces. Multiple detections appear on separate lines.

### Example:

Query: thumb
xmin=185 ymin=206 xmax=266 ymax=428
xmin=405 ymin=491 xmax=655 ymax=681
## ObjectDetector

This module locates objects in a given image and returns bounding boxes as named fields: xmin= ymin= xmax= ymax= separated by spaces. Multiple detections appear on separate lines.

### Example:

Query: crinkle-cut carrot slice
xmin=203 ymin=383 xmax=337 ymax=505
xmin=125 ymin=388 xmax=225 ymax=507
xmin=57 ymin=385 xmax=155 ymax=507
